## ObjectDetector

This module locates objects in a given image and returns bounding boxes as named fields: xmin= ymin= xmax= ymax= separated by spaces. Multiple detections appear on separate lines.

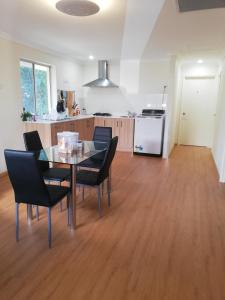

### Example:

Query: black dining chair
xmin=78 ymin=126 xmax=113 ymax=198
xmin=4 ymin=149 xmax=71 ymax=248
xmin=78 ymin=126 xmax=112 ymax=169
xmin=23 ymin=131 xmax=71 ymax=212
xmin=23 ymin=131 xmax=71 ymax=183
xmin=76 ymin=136 xmax=118 ymax=216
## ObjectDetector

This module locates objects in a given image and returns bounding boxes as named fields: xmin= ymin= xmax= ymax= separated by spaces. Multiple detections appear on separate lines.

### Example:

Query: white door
xmin=179 ymin=77 xmax=218 ymax=147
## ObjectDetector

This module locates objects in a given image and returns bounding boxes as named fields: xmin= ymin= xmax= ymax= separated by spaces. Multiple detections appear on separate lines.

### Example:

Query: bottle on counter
xmin=82 ymin=108 xmax=87 ymax=115
xmin=72 ymin=104 xmax=80 ymax=116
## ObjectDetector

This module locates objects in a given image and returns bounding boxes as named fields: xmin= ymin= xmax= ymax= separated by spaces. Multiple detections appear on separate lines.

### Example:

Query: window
xmin=20 ymin=60 xmax=51 ymax=115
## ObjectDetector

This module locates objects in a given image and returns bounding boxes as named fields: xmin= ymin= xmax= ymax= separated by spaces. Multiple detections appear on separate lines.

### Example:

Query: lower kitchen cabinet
xmin=24 ymin=117 xmax=133 ymax=151
xmin=86 ymin=118 xmax=95 ymax=140
xmin=104 ymin=118 xmax=117 ymax=135
xmin=117 ymin=118 xmax=134 ymax=151
xmin=74 ymin=120 xmax=86 ymax=140
xmin=24 ymin=117 xmax=95 ymax=147
xmin=51 ymin=123 xmax=64 ymax=146
xmin=51 ymin=121 xmax=75 ymax=145
xmin=95 ymin=117 xmax=134 ymax=152
xmin=94 ymin=117 xmax=105 ymax=127
xmin=75 ymin=118 xmax=94 ymax=140
xmin=24 ymin=122 xmax=53 ymax=147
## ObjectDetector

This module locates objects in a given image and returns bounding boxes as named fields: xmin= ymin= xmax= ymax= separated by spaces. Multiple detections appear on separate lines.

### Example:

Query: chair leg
xmin=97 ymin=186 xmax=102 ymax=217
xmin=47 ymin=208 xmax=52 ymax=248
xmin=36 ymin=206 xmax=39 ymax=221
xmin=27 ymin=204 xmax=32 ymax=224
xmin=59 ymin=182 xmax=63 ymax=212
xmin=59 ymin=201 xmax=63 ymax=212
xmin=107 ymin=177 xmax=111 ymax=207
xmin=82 ymin=186 xmax=85 ymax=201
xmin=16 ymin=203 xmax=19 ymax=242
xmin=109 ymin=167 xmax=112 ymax=192
xmin=102 ymin=181 xmax=104 ymax=196
xmin=67 ymin=194 xmax=70 ymax=226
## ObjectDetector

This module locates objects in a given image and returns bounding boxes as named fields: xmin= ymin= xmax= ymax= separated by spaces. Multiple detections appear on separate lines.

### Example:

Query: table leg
xmin=27 ymin=204 xmax=33 ymax=225
xmin=70 ymin=164 xmax=77 ymax=229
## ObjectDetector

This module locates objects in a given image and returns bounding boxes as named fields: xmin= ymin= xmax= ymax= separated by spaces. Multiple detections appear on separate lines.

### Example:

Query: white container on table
xmin=57 ymin=131 xmax=79 ymax=153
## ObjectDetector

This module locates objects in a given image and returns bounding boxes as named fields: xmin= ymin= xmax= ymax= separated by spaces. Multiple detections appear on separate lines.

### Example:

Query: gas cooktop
xmin=141 ymin=109 xmax=165 ymax=116
xmin=93 ymin=112 xmax=112 ymax=117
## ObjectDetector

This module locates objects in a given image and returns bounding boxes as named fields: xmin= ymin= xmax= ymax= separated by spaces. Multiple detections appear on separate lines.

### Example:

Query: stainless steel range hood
xmin=83 ymin=60 xmax=118 ymax=88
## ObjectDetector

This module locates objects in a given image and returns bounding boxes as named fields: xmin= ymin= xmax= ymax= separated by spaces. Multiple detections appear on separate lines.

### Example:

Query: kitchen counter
xmin=25 ymin=115 xmax=135 ymax=125
xmin=94 ymin=115 xmax=135 ymax=119
xmin=25 ymin=115 xmax=94 ymax=124
xmin=24 ymin=114 xmax=135 ymax=152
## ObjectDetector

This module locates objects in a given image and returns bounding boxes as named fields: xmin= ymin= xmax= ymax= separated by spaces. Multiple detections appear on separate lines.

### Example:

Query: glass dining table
xmin=38 ymin=141 xmax=108 ymax=229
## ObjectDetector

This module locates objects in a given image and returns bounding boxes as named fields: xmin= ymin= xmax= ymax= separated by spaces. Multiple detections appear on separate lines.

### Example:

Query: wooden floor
xmin=1 ymin=146 xmax=225 ymax=300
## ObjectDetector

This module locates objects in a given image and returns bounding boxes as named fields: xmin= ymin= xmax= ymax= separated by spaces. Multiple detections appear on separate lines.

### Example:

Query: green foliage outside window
xmin=20 ymin=61 xmax=50 ymax=116
xmin=20 ymin=65 xmax=35 ymax=113
xmin=35 ymin=69 xmax=49 ymax=115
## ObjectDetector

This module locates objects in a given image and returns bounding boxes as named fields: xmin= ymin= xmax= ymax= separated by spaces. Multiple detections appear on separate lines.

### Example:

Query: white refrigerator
xmin=134 ymin=116 xmax=165 ymax=155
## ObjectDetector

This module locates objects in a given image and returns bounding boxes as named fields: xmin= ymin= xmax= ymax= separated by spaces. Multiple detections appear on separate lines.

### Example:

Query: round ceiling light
xmin=56 ymin=0 xmax=100 ymax=17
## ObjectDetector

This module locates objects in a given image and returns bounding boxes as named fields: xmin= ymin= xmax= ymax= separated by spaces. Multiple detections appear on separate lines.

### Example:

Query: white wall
xmin=82 ymin=58 xmax=171 ymax=158
xmin=0 ymin=37 xmax=83 ymax=173
xmin=163 ymin=56 xmax=179 ymax=157
xmin=212 ymin=62 xmax=225 ymax=181
xmin=82 ymin=59 xmax=170 ymax=115
xmin=168 ymin=58 xmax=182 ymax=153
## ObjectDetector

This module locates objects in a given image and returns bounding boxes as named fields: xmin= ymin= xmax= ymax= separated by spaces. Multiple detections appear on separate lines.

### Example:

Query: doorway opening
xmin=176 ymin=61 xmax=220 ymax=149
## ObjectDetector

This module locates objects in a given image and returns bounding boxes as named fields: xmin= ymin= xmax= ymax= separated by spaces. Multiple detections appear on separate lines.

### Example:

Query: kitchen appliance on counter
xmin=134 ymin=109 xmax=165 ymax=156
xmin=93 ymin=112 xmax=112 ymax=117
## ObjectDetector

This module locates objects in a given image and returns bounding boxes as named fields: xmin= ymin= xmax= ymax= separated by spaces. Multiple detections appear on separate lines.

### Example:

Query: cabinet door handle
xmin=121 ymin=121 xmax=122 ymax=128
xmin=117 ymin=121 xmax=119 ymax=127
xmin=104 ymin=120 xmax=105 ymax=127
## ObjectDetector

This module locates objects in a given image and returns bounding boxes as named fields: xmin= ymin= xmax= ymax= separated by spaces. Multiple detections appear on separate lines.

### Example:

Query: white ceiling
xmin=0 ymin=0 xmax=126 ymax=60
xmin=143 ymin=0 xmax=225 ymax=59
xmin=1 ymin=0 xmax=225 ymax=61
xmin=121 ymin=0 xmax=165 ymax=59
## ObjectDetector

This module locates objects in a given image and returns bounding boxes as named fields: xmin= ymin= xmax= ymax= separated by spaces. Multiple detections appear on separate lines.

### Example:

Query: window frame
xmin=20 ymin=59 xmax=52 ymax=115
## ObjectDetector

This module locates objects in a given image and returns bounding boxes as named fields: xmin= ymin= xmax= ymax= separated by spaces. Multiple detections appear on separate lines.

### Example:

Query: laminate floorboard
xmin=1 ymin=146 xmax=225 ymax=300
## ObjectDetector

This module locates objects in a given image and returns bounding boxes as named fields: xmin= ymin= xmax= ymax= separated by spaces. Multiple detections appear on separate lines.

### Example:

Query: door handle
xmin=182 ymin=112 xmax=186 ymax=116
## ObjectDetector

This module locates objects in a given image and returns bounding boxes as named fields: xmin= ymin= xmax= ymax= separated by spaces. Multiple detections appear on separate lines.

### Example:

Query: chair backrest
xmin=4 ymin=150 xmax=51 ymax=206
xmin=98 ymin=136 xmax=118 ymax=184
xmin=23 ymin=130 xmax=49 ymax=171
xmin=93 ymin=126 xmax=112 ymax=143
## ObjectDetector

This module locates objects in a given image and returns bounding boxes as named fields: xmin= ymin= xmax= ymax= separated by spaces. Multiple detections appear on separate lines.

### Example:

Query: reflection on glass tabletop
xmin=38 ymin=141 xmax=108 ymax=165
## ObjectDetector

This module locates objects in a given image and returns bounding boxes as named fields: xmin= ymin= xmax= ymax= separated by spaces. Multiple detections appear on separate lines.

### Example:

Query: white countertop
xmin=25 ymin=115 xmax=134 ymax=124
xmin=94 ymin=115 xmax=135 ymax=119
xmin=25 ymin=115 xmax=94 ymax=124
